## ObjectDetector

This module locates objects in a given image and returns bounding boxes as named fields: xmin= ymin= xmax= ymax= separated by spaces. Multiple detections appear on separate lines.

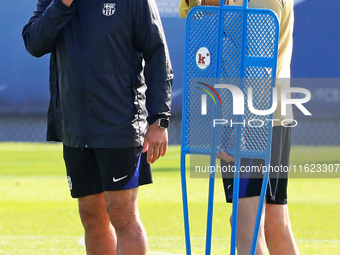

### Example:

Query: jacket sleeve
xmin=133 ymin=0 xmax=173 ymax=125
xmin=22 ymin=0 xmax=74 ymax=58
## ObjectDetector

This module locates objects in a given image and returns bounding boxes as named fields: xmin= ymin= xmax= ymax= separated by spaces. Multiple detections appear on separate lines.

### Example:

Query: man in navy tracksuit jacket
xmin=23 ymin=0 xmax=173 ymax=254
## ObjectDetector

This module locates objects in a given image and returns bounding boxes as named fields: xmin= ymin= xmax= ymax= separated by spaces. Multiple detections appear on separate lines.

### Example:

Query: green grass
xmin=0 ymin=143 xmax=339 ymax=254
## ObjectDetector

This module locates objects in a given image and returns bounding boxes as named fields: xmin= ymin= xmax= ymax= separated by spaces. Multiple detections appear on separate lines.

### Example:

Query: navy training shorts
xmin=63 ymin=145 xmax=152 ymax=198
xmin=221 ymin=125 xmax=291 ymax=205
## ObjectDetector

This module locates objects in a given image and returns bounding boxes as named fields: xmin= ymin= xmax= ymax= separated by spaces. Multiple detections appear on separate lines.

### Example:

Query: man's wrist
xmin=154 ymin=118 xmax=170 ymax=129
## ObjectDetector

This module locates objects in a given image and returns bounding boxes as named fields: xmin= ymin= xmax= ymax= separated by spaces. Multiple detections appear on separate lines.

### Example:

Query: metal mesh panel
xmin=239 ymin=11 xmax=278 ymax=154
xmin=185 ymin=10 xmax=219 ymax=149
xmin=241 ymin=75 xmax=273 ymax=153
xmin=246 ymin=13 xmax=277 ymax=58
xmin=182 ymin=7 xmax=279 ymax=158
xmin=220 ymin=11 xmax=243 ymax=81
xmin=220 ymin=12 xmax=243 ymax=82
xmin=186 ymin=79 xmax=215 ymax=150
xmin=216 ymin=11 xmax=243 ymax=152
xmin=216 ymin=88 xmax=238 ymax=151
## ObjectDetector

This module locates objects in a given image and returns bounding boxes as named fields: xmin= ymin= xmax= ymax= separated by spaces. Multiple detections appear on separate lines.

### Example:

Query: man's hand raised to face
xmin=61 ymin=0 xmax=73 ymax=7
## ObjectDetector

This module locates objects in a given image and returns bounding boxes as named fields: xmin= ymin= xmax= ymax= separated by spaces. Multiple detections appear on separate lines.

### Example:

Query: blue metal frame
xmin=180 ymin=0 xmax=280 ymax=254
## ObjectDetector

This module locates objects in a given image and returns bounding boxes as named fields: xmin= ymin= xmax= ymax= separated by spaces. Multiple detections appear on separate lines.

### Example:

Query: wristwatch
xmin=156 ymin=118 xmax=170 ymax=129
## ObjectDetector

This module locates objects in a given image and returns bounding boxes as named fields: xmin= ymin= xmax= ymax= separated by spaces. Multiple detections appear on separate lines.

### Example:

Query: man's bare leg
xmin=235 ymin=196 xmax=267 ymax=255
xmin=265 ymin=204 xmax=299 ymax=255
xmin=78 ymin=193 xmax=117 ymax=255
xmin=104 ymin=188 xmax=148 ymax=255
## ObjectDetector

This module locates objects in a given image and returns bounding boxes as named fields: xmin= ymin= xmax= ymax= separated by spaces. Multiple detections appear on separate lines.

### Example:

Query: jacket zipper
xmin=81 ymin=0 xmax=89 ymax=147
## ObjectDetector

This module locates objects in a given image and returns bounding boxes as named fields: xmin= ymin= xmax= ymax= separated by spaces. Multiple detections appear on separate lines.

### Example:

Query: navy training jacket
xmin=22 ymin=0 xmax=173 ymax=148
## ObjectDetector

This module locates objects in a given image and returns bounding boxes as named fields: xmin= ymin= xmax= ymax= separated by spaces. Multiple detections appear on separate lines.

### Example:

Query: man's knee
xmin=78 ymin=193 xmax=109 ymax=230
xmin=265 ymin=204 xmax=290 ymax=232
xmin=238 ymin=197 xmax=263 ymax=224
xmin=79 ymin=206 xmax=103 ymax=229
xmin=106 ymin=208 xmax=135 ymax=233
xmin=237 ymin=197 xmax=265 ymax=239
xmin=104 ymin=189 xmax=139 ymax=232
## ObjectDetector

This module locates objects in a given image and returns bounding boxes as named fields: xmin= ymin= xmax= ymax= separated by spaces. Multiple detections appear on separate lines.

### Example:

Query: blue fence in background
xmin=0 ymin=0 xmax=339 ymax=144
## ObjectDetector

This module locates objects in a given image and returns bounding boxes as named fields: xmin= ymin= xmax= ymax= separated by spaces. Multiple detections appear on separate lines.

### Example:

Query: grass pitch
xmin=0 ymin=143 xmax=339 ymax=254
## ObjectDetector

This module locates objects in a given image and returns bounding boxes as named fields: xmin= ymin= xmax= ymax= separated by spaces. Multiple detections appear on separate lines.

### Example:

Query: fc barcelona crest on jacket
xmin=102 ymin=3 xmax=116 ymax=16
